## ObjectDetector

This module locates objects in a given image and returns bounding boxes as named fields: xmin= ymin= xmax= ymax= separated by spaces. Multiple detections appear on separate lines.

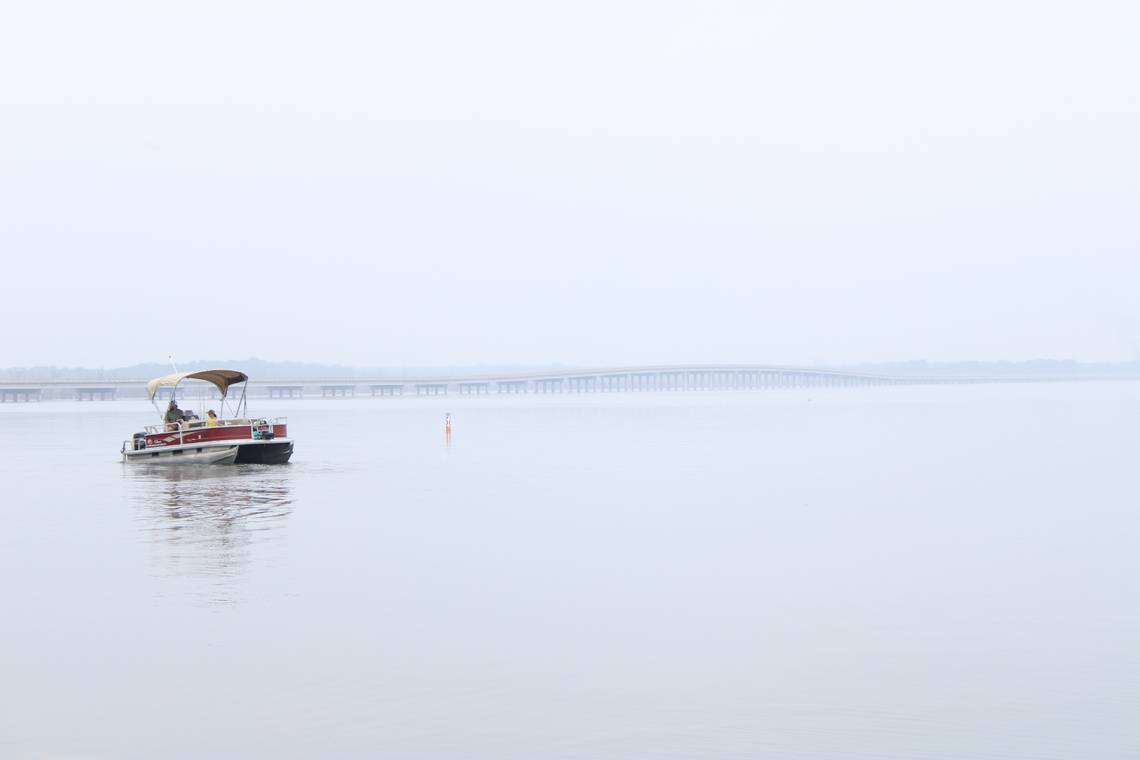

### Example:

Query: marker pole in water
xmin=444 ymin=413 xmax=452 ymax=446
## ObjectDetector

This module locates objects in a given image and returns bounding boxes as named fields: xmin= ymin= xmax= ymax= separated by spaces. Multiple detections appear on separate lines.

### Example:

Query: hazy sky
xmin=1 ymin=1 xmax=1137 ymax=368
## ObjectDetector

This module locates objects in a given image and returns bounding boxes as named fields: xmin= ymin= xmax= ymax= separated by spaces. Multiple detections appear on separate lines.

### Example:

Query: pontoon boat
xmin=121 ymin=369 xmax=294 ymax=464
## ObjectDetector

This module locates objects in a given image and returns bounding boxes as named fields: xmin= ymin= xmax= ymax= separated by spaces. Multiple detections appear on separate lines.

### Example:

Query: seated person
xmin=206 ymin=410 xmax=220 ymax=427
xmin=164 ymin=400 xmax=183 ymax=431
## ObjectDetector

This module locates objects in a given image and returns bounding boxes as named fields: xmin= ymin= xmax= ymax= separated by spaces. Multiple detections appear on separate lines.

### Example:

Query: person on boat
xmin=164 ymin=400 xmax=183 ymax=430
xmin=206 ymin=410 xmax=220 ymax=427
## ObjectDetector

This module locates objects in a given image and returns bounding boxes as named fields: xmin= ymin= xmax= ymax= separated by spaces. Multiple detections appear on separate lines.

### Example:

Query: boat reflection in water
xmin=123 ymin=465 xmax=294 ymax=603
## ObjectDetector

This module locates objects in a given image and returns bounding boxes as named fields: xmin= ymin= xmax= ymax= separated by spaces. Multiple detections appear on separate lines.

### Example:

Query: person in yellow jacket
xmin=206 ymin=410 xmax=220 ymax=427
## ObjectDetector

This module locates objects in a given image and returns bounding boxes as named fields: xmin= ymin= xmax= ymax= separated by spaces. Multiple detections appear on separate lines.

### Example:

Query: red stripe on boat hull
xmin=145 ymin=423 xmax=287 ymax=448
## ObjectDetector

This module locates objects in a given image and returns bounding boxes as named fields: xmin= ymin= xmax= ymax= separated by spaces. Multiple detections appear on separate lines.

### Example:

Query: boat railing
xmin=127 ymin=416 xmax=288 ymax=453
xmin=143 ymin=417 xmax=288 ymax=437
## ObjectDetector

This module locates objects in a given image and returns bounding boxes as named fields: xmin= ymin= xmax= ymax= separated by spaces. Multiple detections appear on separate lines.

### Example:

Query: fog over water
xmin=3 ymin=3 xmax=1139 ymax=759
xmin=2 ymin=385 xmax=1139 ymax=759
xmin=2 ymin=1 xmax=1139 ymax=368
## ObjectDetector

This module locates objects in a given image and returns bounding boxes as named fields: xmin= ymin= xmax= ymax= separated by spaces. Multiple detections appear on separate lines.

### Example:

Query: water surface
xmin=1 ymin=385 xmax=1137 ymax=759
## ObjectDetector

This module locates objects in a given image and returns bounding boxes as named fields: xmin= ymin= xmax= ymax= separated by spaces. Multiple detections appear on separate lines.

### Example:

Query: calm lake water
xmin=2 ymin=385 xmax=1138 ymax=759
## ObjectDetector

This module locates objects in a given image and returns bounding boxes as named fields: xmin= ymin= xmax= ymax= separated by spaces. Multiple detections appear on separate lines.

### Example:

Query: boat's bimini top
xmin=145 ymin=369 xmax=248 ymax=400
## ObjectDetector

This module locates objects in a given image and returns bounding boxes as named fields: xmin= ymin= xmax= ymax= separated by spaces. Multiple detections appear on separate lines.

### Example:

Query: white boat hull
xmin=122 ymin=443 xmax=240 ymax=465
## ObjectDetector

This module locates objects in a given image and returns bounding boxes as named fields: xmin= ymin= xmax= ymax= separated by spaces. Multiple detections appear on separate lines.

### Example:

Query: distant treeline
xmin=0 ymin=359 xmax=571 ymax=382
xmin=3 ymin=358 xmax=1140 ymax=381
xmin=842 ymin=359 xmax=1140 ymax=378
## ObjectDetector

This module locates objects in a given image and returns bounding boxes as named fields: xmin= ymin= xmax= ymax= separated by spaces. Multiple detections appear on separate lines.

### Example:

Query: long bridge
xmin=0 ymin=364 xmax=1123 ymax=401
